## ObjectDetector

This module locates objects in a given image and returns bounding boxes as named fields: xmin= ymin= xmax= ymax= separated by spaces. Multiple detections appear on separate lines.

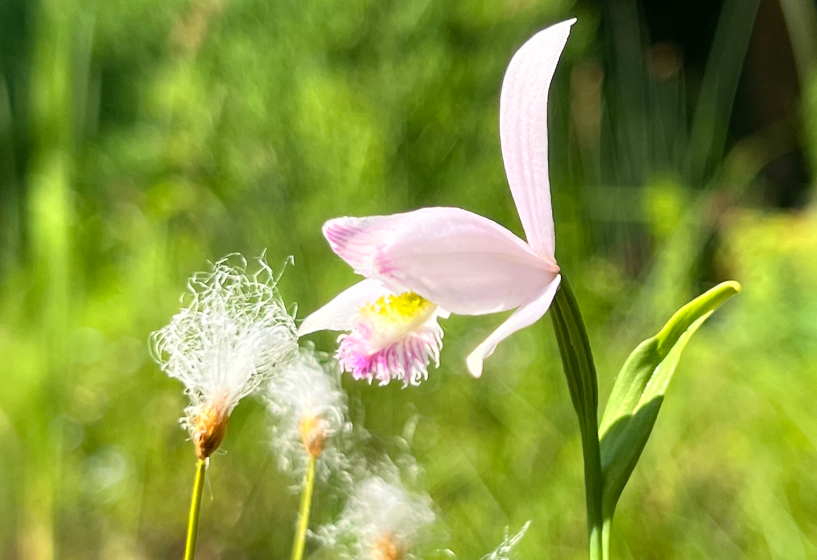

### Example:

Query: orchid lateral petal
xmin=323 ymin=208 xmax=558 ymax=316
xmin=298 ymin=279 xmax=393 ymax=335
xmin=500 ymin=19 xmax=575 ymax=260
xmin=466 ymin=275 xmax=561 ymax=377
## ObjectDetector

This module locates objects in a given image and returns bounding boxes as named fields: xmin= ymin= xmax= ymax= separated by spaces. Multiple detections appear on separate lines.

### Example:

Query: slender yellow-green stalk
xmin=601 ymin=518 xmax=612 ymax=560
xmin=550 ymin=277 xmax=604 ymax=560
xmin=291 ymin=455 xmax=317 ymax=560
xmin=184 ymin=459 xmax=208 ymax=560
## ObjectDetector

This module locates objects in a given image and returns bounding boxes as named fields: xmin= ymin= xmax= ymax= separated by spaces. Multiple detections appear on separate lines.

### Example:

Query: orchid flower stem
xmin=602 ymin=518 xmax=612 ymax=559
xmin=184 ymin=458 xmax=207 ymax=560
xmin=291 ymin=454 xmax=317 ymax=560
xmin=550 ymin=276 xmax=606 ymax=560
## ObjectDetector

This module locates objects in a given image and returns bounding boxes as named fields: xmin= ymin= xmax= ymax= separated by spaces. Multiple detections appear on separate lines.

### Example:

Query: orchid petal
xmin=500 ymin=19 xmax=574 ymax=260
xmin=298 ymin=279 xmax=393 ymax=335
xmin=323 ymin=208 xmax=558 ymax=316
xmin=466 ymin=274 xmax=561 ymax=377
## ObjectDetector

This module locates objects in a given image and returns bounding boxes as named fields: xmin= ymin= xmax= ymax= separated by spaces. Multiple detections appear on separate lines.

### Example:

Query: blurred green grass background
xmin=1 ymin=0 xmax=816 ymax=558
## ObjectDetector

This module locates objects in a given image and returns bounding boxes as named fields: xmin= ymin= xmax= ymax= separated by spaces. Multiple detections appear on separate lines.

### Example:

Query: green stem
xmin=550 ymin=276 xmax=605 ymax=560
xmin=184 ymin=458 xmax=207 ymax=560
xmin=291 ymin=454 xmax=317 ymax=560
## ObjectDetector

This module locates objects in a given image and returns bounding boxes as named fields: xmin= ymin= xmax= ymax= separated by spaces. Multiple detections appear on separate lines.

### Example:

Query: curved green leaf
xmin=599 ymin=281 xmax=740 ymax=518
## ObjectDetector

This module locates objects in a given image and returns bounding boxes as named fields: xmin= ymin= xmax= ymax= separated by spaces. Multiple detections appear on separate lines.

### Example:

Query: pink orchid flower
xmin=300 ymin=19 xmax=575 ymax=384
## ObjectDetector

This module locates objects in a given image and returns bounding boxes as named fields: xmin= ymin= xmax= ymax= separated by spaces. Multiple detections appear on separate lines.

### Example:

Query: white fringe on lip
xmin=150 ymin=254 xmax=299 ymax=437
xmin=337 ymin=316 xmax=443 ymax=387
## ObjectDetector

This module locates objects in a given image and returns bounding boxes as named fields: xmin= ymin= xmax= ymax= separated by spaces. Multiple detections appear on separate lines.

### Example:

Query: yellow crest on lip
xmin=360 ymin=292 xmax=436 ymax=331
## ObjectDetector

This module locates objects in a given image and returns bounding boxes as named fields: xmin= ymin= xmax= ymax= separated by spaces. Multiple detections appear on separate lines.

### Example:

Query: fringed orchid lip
xmin=301 ymin=19 xmax=575 ymax=378
xmin=298 ymin=280 xmax=449 ymax=387
xmin=337 ymin=292 xmax=447 ymax=386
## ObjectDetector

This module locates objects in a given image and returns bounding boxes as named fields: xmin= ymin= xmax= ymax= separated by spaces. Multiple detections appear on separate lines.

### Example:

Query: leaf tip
xmin=720 ymin=280 xmax=741 ymax=296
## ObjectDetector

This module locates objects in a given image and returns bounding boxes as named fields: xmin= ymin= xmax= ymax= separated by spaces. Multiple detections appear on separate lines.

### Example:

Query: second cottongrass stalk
xmin=266 ymin=345 xmax=350 ymax=560
xmin=150 ymin=254 xmax=299 ymax=560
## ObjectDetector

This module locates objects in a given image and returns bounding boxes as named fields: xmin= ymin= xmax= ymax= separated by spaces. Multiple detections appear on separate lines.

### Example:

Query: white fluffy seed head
xmin=318 ymin=474 xmax=436 ymax=560
xmin=150 ymin=254 xmax=299 ymax=454
xmin=266 ymin=344 xmax=351 ymax=485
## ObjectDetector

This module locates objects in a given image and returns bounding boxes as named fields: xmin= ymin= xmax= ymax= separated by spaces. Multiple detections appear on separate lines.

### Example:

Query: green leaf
xmin=598 ymin=281 xmax=741 ymax=518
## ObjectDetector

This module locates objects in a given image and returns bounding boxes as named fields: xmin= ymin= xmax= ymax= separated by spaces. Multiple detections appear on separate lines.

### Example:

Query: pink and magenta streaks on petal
xmin=321 ymin=210 xmax=559 ymax=316
xmin=336 ymin=321 xmax=443 ymax=387
xmin=323 ymin=219 xmax=383 ymax=277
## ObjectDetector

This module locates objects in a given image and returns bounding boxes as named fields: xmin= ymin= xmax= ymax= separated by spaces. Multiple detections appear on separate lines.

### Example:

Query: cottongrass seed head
xmin=266 ymin=343 xmax=351 ymax=485
xmin=318 ymin=472 xmax=436 ymax=560
xmin=150 ymin=254 xmax=299 ymax=459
